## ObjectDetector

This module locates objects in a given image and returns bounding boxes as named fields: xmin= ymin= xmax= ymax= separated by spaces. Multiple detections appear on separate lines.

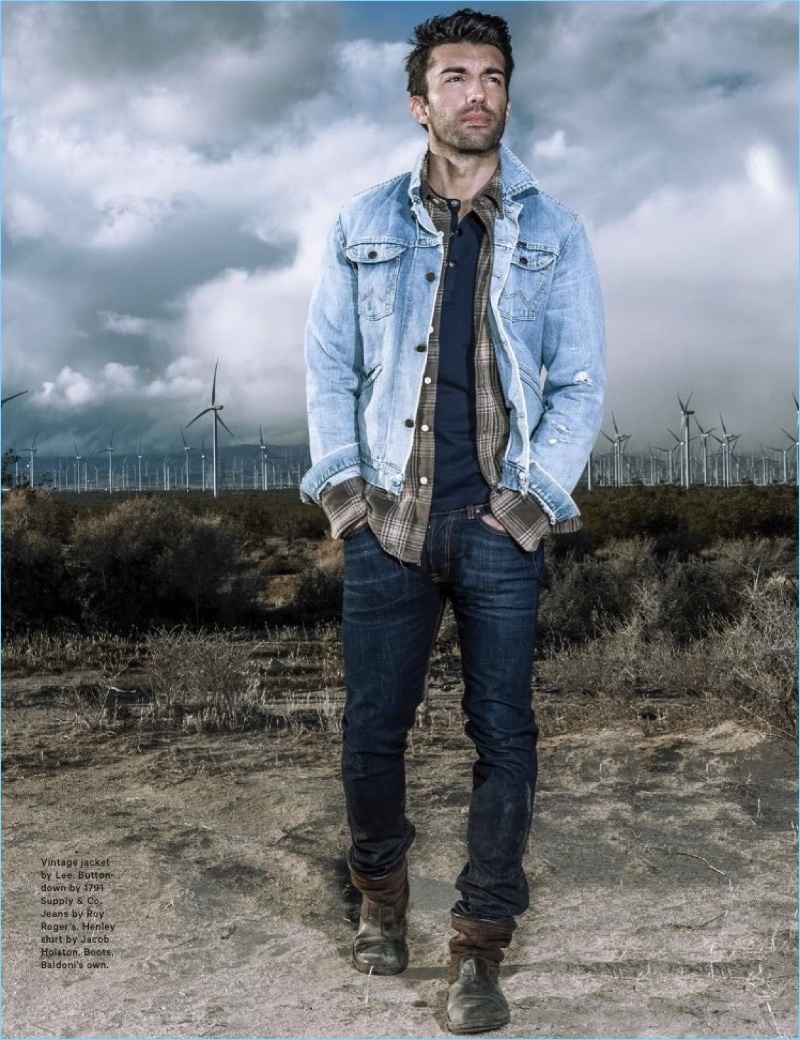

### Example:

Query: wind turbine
xmin=103 ymin=430 xmax=115 ymax=493
xmin=782 ymin=428 xmax=799 ymax=485
xmin=766 ymin=444 xmax=787 ymax=485
xmin=1 ymin=389 xmax=29 ymax=407
xmin=162 ymin=446 xmax=173 ymax=491
xmin=258 ymin=426 xmax=272 ymax=491
xmin=186 ymin=359 xmax=235 ymax=499
xmin=677 ymin=393 xmax=694 ymax=487
xmin=73 ymin=437 xmax=83 ymax=493
xmin=23 ymin=431 xmax=38 ymax=488
xmin=694 ymin=418 xmax=716 ymax=487
xmin=599 ymin=413 xmax=630 ymax=487
xmin=136 ymin=438 xmax=144 ymax=493
xmin=181 ymin=429 xmax=192 ymax=491
xmin=713 ymin=414 xmax=739 ymax=488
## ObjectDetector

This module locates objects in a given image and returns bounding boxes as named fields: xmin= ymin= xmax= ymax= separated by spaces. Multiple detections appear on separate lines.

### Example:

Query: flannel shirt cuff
xmin=320 ymin=476 xmax=368 ymax=539
xmin=490 ymin=487 xmax=582 ymax=552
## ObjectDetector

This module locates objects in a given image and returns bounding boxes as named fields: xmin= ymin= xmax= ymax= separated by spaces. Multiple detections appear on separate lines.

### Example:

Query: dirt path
xmin=2 ymin=676 xmax=797 ymax=1039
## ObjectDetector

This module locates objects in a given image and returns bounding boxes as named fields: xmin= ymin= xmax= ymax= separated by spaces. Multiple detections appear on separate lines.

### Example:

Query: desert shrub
xmin=1 ymin=489 xmax=77 ymax=631
xmin=539 ymin=565 xmax=798 ymax=735
xmin=651 ymin=555 xmax=742 ymax=645
xmin=289 ymin=538 xmax=344 ymax=623
xmin=575 ymin=484 xmax=798 ymax=544
xmin=69 ymin=497 xmax=247 ymax=630
xmin=538 ymin=542 xmax=652 ymax=651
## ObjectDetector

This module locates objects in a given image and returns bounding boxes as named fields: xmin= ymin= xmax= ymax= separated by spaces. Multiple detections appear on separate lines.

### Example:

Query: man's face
xmin=409 ymin=42 xmax=510 ymax=156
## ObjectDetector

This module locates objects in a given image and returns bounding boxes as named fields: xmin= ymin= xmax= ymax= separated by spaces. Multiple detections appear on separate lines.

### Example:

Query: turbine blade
xmin=211 ymin=359 xmax=219 ymax=407
xmin=217 ymin=414 xmax=236 ymax=439
xmin=1 ymin=390 xmax=29 ymax=406
xmin=186 ymin=407 xmax=213 ymax=428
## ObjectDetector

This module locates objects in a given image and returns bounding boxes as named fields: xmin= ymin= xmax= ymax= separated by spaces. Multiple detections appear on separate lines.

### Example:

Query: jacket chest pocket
xmin=498 ymin=243 xmax=557 ymax=322
xmin=346 ymin=241 xmax=407 ymax=321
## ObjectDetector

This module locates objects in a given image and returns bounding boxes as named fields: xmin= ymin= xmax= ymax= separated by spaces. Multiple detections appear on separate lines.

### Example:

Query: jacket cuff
xmin=320 ymin=476 xmax=368 ymax=539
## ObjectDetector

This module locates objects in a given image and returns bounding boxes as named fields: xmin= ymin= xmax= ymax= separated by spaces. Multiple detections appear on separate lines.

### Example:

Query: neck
xmin=425 ymin=147 xmax=499 ymax=218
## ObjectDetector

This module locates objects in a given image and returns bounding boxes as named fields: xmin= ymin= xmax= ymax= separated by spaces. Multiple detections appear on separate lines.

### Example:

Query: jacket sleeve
xmin=529 ymin=217 xmax=606 ymax=500
xmin=299 ymin=216 xmax=364 ymax=505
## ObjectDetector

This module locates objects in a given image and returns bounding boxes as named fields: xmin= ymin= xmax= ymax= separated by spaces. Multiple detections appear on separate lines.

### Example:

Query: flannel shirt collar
xmin=419 ymin=153 xmax=504 ymax=219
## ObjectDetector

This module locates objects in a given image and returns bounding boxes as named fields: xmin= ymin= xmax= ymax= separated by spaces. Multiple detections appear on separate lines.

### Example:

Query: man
xmin=300 ymin=8 xmax=605 ymax=1033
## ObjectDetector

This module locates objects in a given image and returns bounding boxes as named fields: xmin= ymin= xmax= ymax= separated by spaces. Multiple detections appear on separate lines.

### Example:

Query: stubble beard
xmin=429 ymin=109 xmax=506 ymax=157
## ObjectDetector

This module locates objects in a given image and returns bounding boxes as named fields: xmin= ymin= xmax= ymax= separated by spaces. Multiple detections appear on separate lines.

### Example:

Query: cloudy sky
xmin=2 ymin=0 xmax=797 ymax=462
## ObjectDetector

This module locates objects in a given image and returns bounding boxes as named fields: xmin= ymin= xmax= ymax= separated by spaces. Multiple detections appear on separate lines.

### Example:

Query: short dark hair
xmin=405 ymin=8 xmax=514 ymax=99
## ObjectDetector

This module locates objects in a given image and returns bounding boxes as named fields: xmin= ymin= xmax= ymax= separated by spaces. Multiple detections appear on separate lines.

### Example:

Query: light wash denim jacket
xmin=300 ymin=143 xmax=606 ymax=524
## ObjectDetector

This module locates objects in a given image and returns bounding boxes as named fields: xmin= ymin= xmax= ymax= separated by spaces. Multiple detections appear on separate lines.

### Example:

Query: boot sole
xmin=445 ymin=1011 xmax=510 ymax=1034
xmin=352 ymin=952 xmax=409 ymax=975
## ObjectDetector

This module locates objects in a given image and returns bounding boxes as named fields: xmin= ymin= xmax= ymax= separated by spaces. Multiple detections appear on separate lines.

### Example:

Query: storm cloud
xmin=2 ymin=1 xmax=797 ymax=459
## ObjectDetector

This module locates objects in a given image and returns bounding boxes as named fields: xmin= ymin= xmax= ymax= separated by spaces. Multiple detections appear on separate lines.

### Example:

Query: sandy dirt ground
xmin=2 ymin=671 xmax=798 ymax=1040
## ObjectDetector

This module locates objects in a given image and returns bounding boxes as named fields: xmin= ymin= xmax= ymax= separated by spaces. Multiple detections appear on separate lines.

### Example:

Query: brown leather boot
xmin=446 ymin=913 xmax=515 ymax=1034
xmin=349 ymin=858 xmax=409 ymax=975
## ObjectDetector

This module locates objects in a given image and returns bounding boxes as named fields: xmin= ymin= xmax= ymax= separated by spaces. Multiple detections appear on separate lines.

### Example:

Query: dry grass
xmin=4 ymin=535 xmax=795 ymax=741
xmin=539 ymin=566 xmax=798 ymax=736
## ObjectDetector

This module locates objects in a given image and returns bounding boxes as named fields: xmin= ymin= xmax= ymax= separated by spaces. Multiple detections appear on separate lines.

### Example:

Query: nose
xmin=467 ymin=80 xmax=486 ymax=104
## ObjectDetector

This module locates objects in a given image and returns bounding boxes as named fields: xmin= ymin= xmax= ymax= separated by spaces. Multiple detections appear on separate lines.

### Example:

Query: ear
xmin=409 ymin=95 xmax=429 ymax=129
xmin=504 ymin=99 xmax=511 ymax=125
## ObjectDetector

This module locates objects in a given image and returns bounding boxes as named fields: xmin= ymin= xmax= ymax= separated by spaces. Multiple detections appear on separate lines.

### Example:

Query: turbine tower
xmin=259 ymin=426 xmax=271 ymax=491
xmin=137 ymin=438 xmax=144 ymax=492
xmin=73 ymin=437 xmax=83 ymax=493
xmin=186 ymin=359 xmax=235 ymax=499
xmin=694 ymin=418 xmax=716 ymax=487
xmin=599 ymin=413 xmax=630 ymax=487
xmin=181 ymin=429 xmax=192 ymax=491
xmin=782 ymin=428 xmax=799 ymax=485
xmin=713 ymin=414 xmax=739 ymax=488
xmin=677 ymin=393 xmax=694 ymax=487
xmin=23 ymin=431 xmax=38 ymax=489
xmin=103 ymin=430 xmax=115 ymax=493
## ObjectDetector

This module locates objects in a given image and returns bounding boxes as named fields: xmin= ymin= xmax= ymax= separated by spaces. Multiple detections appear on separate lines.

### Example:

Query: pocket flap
xmin=511 ymin=243 xmax=557 ymax=271
xmin=346 ymin=241 xmax=407 ymax=264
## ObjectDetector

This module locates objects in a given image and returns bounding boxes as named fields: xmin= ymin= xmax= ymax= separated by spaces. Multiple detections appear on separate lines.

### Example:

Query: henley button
xmin=448 ymin=261 xmax=456 ymax=268
xmin=420 ymin=477 xmax=429 ymax=485
xmin=423 ymin=376 xmax=432 ymax=385
xmin=421 ymin=424 xmax=430 ymax=432
xmin=425 ymin=271 xmax=436 ymax=282
xmin=404 ymin=419 xmax=415 ymax=428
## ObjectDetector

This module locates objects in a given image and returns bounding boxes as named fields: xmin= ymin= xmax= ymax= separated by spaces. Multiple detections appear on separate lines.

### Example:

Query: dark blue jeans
xmin=341 ymin=504 xmax=544 ymax=921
